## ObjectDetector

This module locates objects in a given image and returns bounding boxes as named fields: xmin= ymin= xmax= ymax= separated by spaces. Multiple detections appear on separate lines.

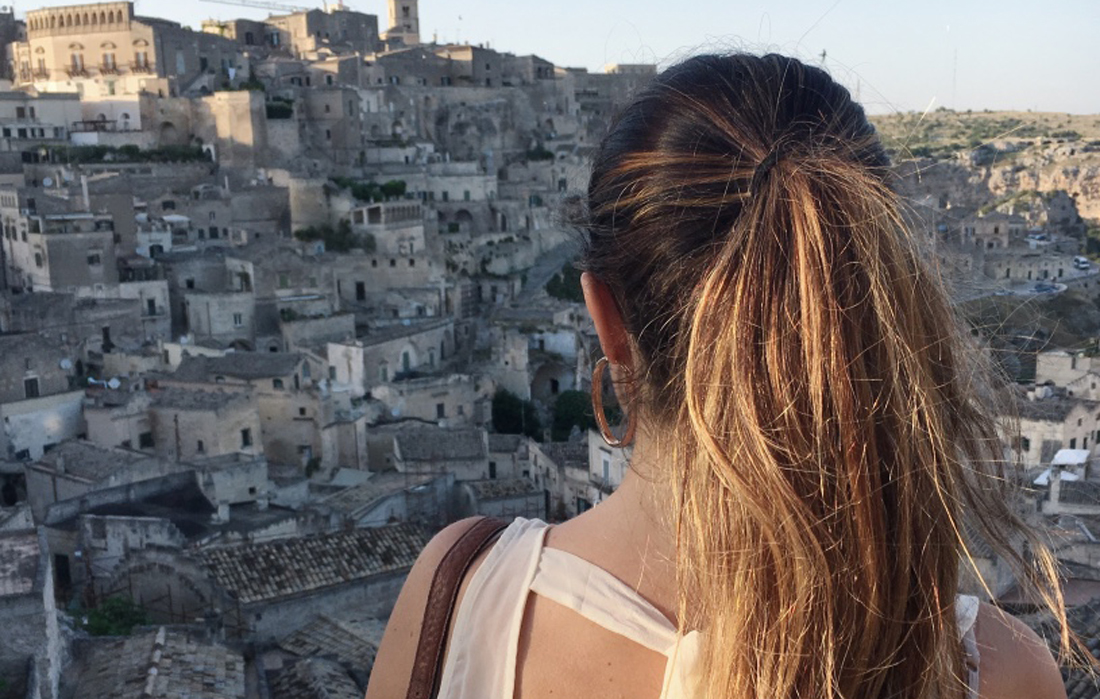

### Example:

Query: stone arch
xmin=101 ymin=550 xmax=219 ymax=626
xmin=454 ymin=209 xmax=473 ymax=233
xmin=531 ymin=360 xmax=575 ymax=402
xmin=228 ymin=338 xmax=254 ymax=351
xmin=57 ymin=14 xmax=64 ymax=27
xmin=49 ymin=16 xmax=55 ymax=28
xmin=100 ymin=11 xmax=107 ymax=24
xmin=90 ymin=12 xmax=97 ymax=24
xmin=159 ymin=121 xmax=180 ymax=143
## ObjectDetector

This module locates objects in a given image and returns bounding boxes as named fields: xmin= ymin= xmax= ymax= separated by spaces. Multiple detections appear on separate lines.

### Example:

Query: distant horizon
xmin=20 ymin=0 xmax=1098 ymax=115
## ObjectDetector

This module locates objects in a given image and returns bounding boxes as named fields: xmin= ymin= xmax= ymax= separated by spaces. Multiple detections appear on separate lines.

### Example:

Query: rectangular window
xmin=278 ymin=273 xmax=289 ymax=289
xmin=15 ymin=107 xmax=25 ymax=119
xmin=86 ymin=253 xmax=101 ymax=266
xmin=233 ymin=313 xmax=243 ymax=327
xmin=273 ymin=378 xmax=284 ymax=389
xmin=241 ymin=428 xmax=253 ymax=448
xmin=436 ymin=403 xmax=445 ymax=419
xmin=139 ymin=431 xmax=154 ymax=449
xmin=489 ymin=461 xmax=497 ymax=479
xmin=23 ymin=377 xmax=39 ymax=399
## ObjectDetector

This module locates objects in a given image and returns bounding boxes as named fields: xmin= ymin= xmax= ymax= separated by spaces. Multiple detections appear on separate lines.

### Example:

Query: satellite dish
xmin=42 ymin=177 xmax=53 ymax=187
xmin=390 ymin=407 xmax=401 ymax=417
xmin=59 ymin=358 xmax=72 ymax=370
xmin=107 ymin=378 xmax=121 ymax=390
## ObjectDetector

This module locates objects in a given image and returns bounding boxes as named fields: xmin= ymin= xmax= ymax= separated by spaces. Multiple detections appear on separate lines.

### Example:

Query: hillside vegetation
xmin=870 ymin=109 xmax=1100 ymax=161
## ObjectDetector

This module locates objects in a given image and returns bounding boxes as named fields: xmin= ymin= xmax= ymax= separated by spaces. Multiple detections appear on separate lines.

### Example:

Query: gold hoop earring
xmin=591 ymin=356 xmax=636 ymax=448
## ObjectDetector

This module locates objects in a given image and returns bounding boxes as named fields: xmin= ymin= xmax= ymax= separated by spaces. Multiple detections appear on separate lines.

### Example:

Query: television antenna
xmin=199 ymin=0 xmax=313 ymax=14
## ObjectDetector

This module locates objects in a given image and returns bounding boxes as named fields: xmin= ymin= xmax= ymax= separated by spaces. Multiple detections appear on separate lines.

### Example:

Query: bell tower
xmin=386 ymin=0 xmax=420 ymax=46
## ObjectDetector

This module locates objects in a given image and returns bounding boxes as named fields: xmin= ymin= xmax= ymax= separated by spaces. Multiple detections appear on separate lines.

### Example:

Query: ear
xmin=581 ymin=272 xmax=632 ymax=368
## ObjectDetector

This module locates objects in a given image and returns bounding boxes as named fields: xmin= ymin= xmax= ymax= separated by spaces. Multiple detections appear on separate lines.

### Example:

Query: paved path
xmin=516 ymin=239 xmax=581 ymax=303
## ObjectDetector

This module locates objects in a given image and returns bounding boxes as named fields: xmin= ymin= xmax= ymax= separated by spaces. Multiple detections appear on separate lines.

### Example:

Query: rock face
xmin=893 ymin=143 xmax=1100 ymax=223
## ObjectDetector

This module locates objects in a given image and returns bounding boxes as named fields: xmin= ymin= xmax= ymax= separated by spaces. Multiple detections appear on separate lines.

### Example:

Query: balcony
xmin=66 ymin=66 xmax=88 ymax=78
xmin=129 ymin=62 xmax=153 ymax=74
xmin=98 ymin=63 xmax=120 ymax=75
xmin=32 ymin=69 xmax=49 ymax=79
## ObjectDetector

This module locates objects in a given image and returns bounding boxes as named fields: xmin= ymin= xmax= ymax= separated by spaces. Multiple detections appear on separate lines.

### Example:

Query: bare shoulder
xmin=364 ymin=517 xmax=490 ymax=699
xmin=975 ymin=602 xmax=1065 ymax=699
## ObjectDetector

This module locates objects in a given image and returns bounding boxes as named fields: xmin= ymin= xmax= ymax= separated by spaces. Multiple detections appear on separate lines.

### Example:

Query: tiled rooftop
xmin=172 ymin=352 xmax=303 ymax=382
xmin=321 ymin=472 xmax=436 ymax=518
xmin=151 ymin=387 xmax=247 ymax=411
xmin=72 ymin=626 xmax=246 ymax=699
xmin=468 ymin=478 xmax=539 ymax=500
xmin=34 ymin=440 xmax=155 ymax=483
xmin=278 ymin=614 xmax=385 ymax=672
xmin=356 ymin=319 xmax=451 ymax=347
xmin=395 ymin=428 xmax=486 ymax=462
xmin=269 ymin=657 xmax=362 ymax=699
xmin=0 ymin=530 xmax=38 ymax=597
xmin=200 ymin=524 xmax=427 ymax=604
xmin=1024 ymin=597 xmax=1100 ymax=699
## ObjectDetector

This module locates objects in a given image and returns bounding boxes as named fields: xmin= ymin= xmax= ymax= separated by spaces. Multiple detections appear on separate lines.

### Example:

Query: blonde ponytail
xmin=581 ymin=53 xmax=1076 ymax=699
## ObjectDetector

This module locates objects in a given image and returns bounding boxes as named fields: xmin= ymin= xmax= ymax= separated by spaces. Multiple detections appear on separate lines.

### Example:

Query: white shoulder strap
xmin=530 ymin=547 xmax=678 ymax=655
xmin=956 ymin=594 xmax=981 ymax=699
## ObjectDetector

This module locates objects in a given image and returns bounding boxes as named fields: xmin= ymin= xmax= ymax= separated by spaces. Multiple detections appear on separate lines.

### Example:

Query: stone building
xmin=457 ymin=477 xmax=545 ymax=521
xmin=319 ymin=471 xmax=450 ymax=528
xmin=961 ymin=212 xmax=1027 ymax=251
xmin=0 ymin=528 xmax=64 ymax=699
xmin=393 ymin=426 xmax=489 ymax=480
xmin=10 ymin=1 xmax=245 ymax=108
xmin=0 ymin=188 xmax=117 ymax=293
xmin=263 ymin=7 xmax=381 ymax=57
xmin=382 ymin=0 xmax=419 ymax=47
xmin=0 ymin=91 xmax=82 ymax=156
xmin=0 ymin=333 xmax=84 ymax=462
xmin=23 ymin=440 xmax=184 ymax=522
xmin=1006 ymin=386 xmax=1100 ymax=468
xmin=105 ymin=523 xmax=426 ymax=642
xmin=148 ymin=388 xmax=263 ymax=462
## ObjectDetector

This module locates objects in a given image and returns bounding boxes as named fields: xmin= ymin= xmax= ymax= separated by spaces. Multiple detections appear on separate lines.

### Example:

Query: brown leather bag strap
xmin=406 ymin=516 xmax=508 ymax=699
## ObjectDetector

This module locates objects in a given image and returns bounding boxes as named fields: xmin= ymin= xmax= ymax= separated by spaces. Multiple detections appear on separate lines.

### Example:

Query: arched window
xmin=100 ymin=11 xmax=106 ymax=24
xmin=49 ymin=16 xmax=55 ymax=28
xmin=90 ymin=13 xmax=96 ymax=24
xmin=57 ymin=15 xmax=64 ymax=27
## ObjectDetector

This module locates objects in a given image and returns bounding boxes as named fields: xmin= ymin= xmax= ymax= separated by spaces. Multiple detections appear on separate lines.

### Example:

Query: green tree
xmin=551 ymin=390 xmax=595 ymax=441
xmin=380 ymin=179 xmax=407 ymax=199
xmin=80 ymin=596 xmax=149 ymax=636
xmin=545 ymin=262 xmax=584 ymax=303
xmin=492 ymin=389 xmax=542 ymax=441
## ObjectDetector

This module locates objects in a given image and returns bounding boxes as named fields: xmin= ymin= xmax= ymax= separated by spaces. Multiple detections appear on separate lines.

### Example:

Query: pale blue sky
xmin=61 ymin=0 xmax=1100 ymax=113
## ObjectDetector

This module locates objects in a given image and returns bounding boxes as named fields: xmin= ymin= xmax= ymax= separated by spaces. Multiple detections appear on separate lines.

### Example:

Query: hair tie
xmin=749 ymin=149 xmax=782 ymax=198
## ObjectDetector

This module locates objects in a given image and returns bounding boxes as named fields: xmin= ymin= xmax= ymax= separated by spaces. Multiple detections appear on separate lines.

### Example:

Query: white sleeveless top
xmin=437 ymin=517 xmax=981 ymax=699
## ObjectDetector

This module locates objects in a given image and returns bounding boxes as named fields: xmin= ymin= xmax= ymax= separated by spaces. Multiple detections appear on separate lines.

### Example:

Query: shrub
xmin=79 ymin=596 xmax=149 ymax=636
xmin=545 ymin=262 xmax=584 ymax=303
xmin=492 ymin=389 xmax=542 ymax=440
